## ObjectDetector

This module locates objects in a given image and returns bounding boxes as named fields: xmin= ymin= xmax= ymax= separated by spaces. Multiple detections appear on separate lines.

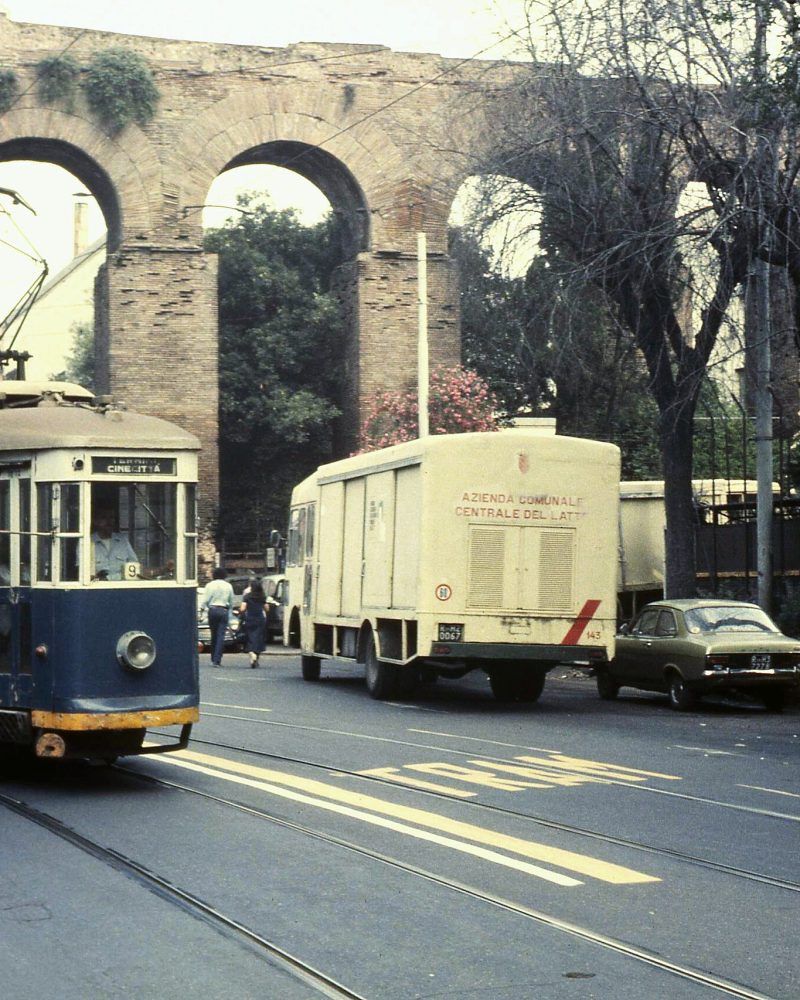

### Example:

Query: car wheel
xmin=364 ymin=633 xmax=399 ymax=700
xmin=596 ymin=670 xmax=620 ymax=700
xmin=761 ymin=688 xmax=786 ymax=712
xmin=667 ymin=672 xmax=696 ymax=711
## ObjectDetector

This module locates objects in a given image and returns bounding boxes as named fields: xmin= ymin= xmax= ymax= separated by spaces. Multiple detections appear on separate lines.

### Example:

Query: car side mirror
xmin=618 ymin=622 xmax=630 ymax=635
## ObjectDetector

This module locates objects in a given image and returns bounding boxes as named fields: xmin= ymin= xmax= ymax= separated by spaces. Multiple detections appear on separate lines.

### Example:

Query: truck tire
xmin=364 ymin=634 xmax=398 ymax=700
xmin=395 ymin=665 xmax=418 ymax=699
xmin=489 ymin=665 xmax=545 ymax=703
xmin=301 ymin=655 xmax=321 ymax=681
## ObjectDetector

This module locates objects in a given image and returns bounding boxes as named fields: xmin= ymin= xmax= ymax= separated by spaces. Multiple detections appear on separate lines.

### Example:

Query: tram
xmin=0 ymin=380 xmax=201 ymax=760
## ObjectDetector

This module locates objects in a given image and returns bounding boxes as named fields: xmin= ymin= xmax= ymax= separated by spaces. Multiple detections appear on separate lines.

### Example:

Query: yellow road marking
xmin=163 ymin=749 xmax=660 ymax=885
xmin=516 ymin=754 xmax=681 ymax=783
xmin=404 ymin=762 xmax=552 ymax=790
xmin=158 ymin=754 xmax=581 ymax=886
xmin=468 ymin=760 xmax=604 ymax=787
xmin=359 ymin=767 xmax=477 ymax=798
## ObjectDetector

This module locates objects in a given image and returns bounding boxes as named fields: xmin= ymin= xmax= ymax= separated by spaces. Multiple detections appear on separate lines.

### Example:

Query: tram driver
xmin=91 ymin=504 xmax=139 ymax=580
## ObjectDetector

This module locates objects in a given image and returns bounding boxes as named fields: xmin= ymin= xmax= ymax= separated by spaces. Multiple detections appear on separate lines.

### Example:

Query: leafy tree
xmin=51 ymin=320 xmax=95 ymax=390
xmin=205 ymin=199 xmax=346 ymax=550
xmin=451 ymin=225 xmax=662 ymax=479
xmin=476 ymin=0 xmax=800 ymax=596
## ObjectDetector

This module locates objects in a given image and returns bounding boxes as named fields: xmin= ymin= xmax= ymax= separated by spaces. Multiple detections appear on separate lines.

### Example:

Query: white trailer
xmin=284 ymin=427 xmax=621 ymax=701
xmin=617 ymin=478 xmax=774 ymax=619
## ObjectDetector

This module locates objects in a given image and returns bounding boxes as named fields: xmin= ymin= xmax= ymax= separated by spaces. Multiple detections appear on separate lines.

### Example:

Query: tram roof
xmin=0 ymin=386 xmax=200 ymax=452
xmin=0 ymin=379 xmax=95 ymax=404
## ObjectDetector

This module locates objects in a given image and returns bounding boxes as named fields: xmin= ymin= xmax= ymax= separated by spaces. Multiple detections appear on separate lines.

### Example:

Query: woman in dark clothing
xmin=240 ymin=577 xmax=268 ymax=668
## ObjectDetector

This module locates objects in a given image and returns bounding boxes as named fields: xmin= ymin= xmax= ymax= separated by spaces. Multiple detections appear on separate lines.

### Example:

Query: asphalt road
xmin=2 ymin=650 xmax=798 ymax=1000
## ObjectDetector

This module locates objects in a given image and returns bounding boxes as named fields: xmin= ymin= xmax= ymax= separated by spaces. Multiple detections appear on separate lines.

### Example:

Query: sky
xmin=0 ymin=1 xmax=524 ymax=57
xmin=0 ymin=1 xmax=529 ymax=375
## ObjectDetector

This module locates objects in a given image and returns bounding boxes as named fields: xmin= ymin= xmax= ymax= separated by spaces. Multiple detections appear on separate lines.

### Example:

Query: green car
xmin=597 ymin=599 xmax=800 ymax=711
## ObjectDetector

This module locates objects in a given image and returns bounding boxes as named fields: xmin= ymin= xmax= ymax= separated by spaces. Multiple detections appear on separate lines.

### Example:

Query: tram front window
xmin=91 ymin=484 xmax=178 ymax=581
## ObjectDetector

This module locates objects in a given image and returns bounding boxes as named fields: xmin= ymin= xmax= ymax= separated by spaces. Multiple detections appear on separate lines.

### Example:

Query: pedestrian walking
xmin=200 ymin=567 xmax=234 ymax=667
xmin=240 ymin=576 xmax=268 ymax=668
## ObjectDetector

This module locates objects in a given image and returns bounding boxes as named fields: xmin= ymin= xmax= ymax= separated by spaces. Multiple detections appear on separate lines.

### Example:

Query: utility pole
xmin=750 ymin=0 xmax=774 ymax=613
xmin=417 ymin=232 xmax=429 ymax=438
xmin=751 ymin=255 xmax=773 ymax=613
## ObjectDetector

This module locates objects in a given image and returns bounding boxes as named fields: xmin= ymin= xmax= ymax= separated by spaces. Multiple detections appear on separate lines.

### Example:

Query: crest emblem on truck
xmin=518 ymin=452 xmax=530 ymax=474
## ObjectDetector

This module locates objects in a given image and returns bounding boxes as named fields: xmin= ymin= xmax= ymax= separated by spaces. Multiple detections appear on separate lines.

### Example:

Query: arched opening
xmin=448 ymin=173 xmax=540 ymax=279
xmin=220 ymin=141 xmax=370 ymax=258
xmin=196 ymin=156 xmax=354 ymax=558
xmin=0 ymin=138 xmax=119 ymax=247
xmin=0 ymin=143 xmax=112 ymax=382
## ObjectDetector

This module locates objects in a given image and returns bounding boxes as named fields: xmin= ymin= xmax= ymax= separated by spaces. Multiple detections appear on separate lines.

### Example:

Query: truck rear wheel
xmin=365 ymin=634 xmax=399 ymax=700
xmin=489 ymin=665 xmax=546 ymax=703
xmin=301 ymin=655 xmax=321 ymax=681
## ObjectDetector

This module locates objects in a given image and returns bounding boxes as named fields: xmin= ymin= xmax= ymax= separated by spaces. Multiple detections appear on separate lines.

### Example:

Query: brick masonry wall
xmin=0 ymin=13 xmax=519 ymax=536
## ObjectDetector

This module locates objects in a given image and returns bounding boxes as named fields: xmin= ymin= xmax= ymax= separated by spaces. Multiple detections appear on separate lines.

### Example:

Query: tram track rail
xmin=113 ymin=760 xmax=779 ymax=1000
xmin=183 ymin=733 xmax=800 ymax=896
xmin=0 ymin=789 xmax=367 ymax=1000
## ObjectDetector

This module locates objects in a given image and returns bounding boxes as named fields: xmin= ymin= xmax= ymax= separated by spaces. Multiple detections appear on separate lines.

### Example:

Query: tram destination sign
xmin=92 ymin=456 xmax=177 ymax=476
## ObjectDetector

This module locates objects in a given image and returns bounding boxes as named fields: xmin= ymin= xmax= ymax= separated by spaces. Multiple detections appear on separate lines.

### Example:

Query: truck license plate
xmin=751 ymin=654 xmax=771 ymax=670
xmin=438 ymin=623 xmax=464 ymax=642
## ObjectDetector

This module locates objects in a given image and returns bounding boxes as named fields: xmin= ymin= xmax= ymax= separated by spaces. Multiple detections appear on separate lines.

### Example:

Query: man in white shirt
xmin=91 ymin=506 xmax=139 ymax=580
xmin=199 ymin=567 xmax=235 ymax=666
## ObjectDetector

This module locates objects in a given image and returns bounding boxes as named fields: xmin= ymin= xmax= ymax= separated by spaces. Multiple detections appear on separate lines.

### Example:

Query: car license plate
xmin=438 ymin=623 xmax=464 ymax=642
xmin=751 ymin=654 xmax=771 ymax=670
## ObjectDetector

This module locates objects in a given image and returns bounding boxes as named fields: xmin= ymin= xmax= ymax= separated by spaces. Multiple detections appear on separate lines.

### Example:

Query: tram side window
xmin=0 ymin=480 xmax=9 ymax=585
xmin=19 ymin=480 xmax=30 ymax=585
xmin=35 ymin=484 xmax=81 ymax=582
xmin=60 ymin=484 xmax=80 ymax=581
xmin=184 ymin=484 xmax=198 ymax=582
xmin=36 ymin=484 xmax=53 ymax=581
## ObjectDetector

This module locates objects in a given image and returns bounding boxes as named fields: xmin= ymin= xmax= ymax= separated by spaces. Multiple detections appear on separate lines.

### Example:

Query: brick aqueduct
xmin=0 ymin=14 xmax=518 ymax=532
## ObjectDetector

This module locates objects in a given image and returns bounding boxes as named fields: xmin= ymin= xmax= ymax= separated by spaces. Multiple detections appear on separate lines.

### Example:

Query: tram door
xmin=0 ymin=472 xmax=33 ymax=706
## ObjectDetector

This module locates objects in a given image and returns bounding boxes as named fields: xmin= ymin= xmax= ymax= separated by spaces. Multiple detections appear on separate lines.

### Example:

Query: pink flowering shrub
xmin=357 ymin=366 xmax=499 ymax=453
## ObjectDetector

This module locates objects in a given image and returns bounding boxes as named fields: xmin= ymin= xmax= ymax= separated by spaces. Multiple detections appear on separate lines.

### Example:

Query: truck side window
xmin=305 ymin=504 xmax=315 ymax=557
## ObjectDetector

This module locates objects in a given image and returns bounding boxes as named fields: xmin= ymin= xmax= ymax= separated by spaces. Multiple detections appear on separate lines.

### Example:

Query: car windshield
xmin=684 ymin=605 xmax=779 ymax=634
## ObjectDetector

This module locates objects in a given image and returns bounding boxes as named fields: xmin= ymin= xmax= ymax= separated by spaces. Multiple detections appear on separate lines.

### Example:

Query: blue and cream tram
xmin=0 ymin=381 xmax=200 ymax=760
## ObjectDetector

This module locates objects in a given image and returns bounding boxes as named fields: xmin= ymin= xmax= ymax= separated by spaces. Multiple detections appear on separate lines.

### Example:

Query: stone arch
xmin=169 ymin=89 xmax=462 ymax=448
xmin=170 ymin=84 xmax=428 ymax=252
xmin=0 ymin=107 xmax=162 ymax=246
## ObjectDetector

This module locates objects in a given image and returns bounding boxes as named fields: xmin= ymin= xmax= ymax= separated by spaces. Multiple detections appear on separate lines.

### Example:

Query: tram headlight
xmin=116 ymin=631 xmax=156 ymax=671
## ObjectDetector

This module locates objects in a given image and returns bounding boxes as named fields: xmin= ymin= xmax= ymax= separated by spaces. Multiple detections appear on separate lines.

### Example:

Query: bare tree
xmin=475 ymin=0 xmax=800 ymax=597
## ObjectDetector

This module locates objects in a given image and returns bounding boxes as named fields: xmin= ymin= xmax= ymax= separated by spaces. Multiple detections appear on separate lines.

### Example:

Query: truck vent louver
xmin=467 ymin=527 xmax=506 ymax=607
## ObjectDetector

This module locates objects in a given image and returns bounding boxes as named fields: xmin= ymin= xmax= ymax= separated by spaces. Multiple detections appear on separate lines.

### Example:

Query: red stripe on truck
xmin=561 ymin=599 xmax=601 ymax=645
